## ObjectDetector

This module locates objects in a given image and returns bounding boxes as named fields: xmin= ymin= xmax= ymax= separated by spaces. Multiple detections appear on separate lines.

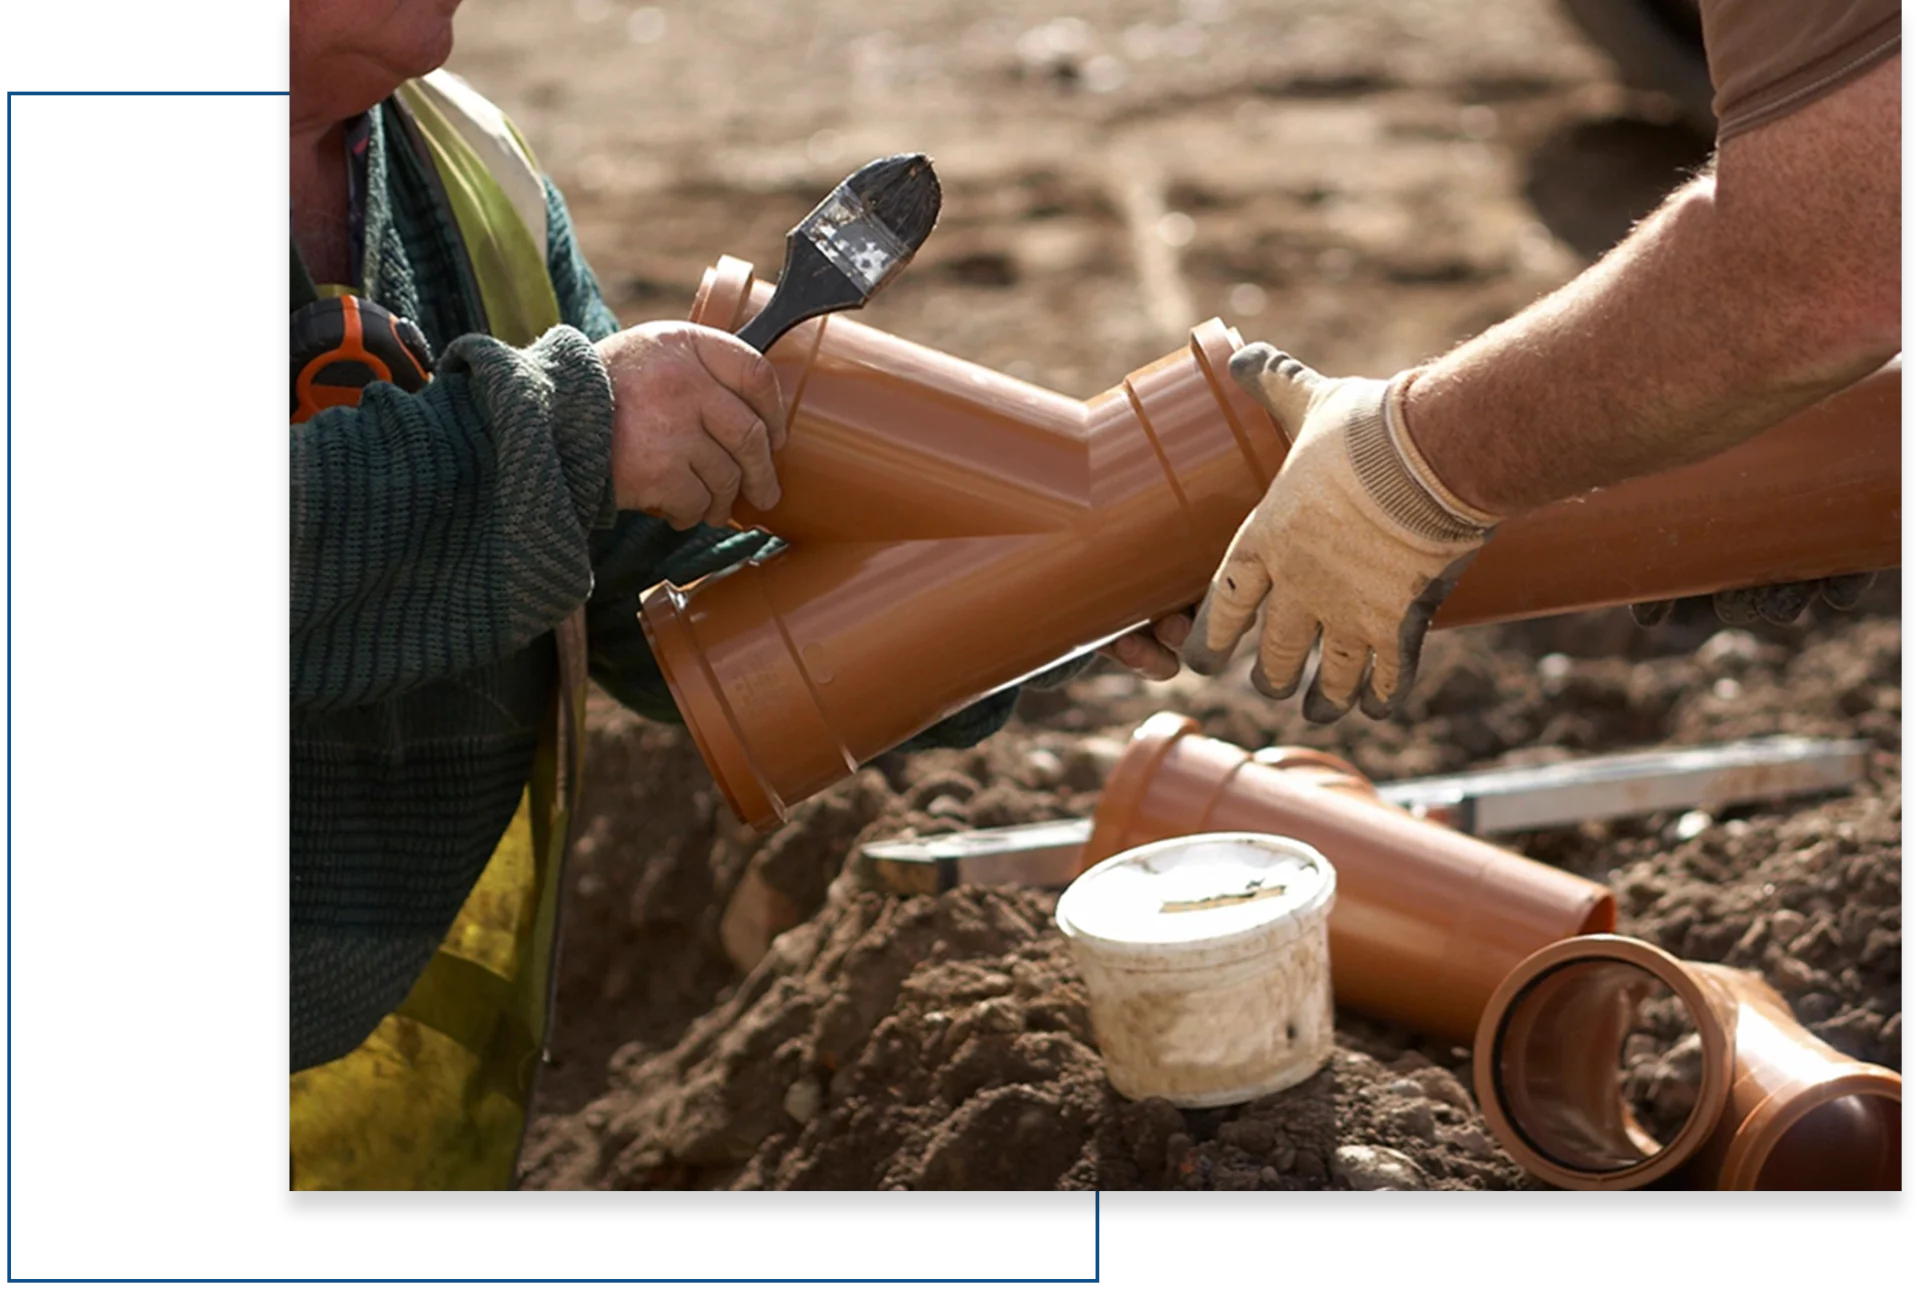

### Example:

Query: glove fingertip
xmin=1822 ymin=571 xmax=1876 ymax=610
xmin=1359 ymin=680 xmax=1395 ymax=721
xmin=1712 ymin=590 xmax=1760 ymax=626
xmin=1251 ymin=661 xmax=1303 ymax=701
xmin=1300 ymin=668 xmax=1358 ymax=725
xmin=1630 ymin=600 xmax=1673 ymax=628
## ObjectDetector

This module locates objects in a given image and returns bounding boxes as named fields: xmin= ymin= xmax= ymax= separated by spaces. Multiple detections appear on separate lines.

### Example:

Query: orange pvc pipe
xmin=1436 ymin=360 xmax=1901 ymax=627
xmin=642 ymin=257 xmax=1286 ymax=828
xmin=643 ymin=257 xmax=1899 ymax=829
xmin=1079 ymin=713 xmax=1618 ymax=1044
xmin=1475 ymin=935 xmax=1901 ymax=1190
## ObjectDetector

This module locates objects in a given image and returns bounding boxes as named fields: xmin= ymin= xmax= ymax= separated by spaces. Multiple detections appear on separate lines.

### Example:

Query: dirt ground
xmin=444 ymin=0 xmax=1900 ymax=1190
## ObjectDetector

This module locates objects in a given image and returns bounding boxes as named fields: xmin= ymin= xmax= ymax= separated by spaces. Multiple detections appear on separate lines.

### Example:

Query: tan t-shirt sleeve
xmin=1699 ymin=0 xmax=1900 ymax=142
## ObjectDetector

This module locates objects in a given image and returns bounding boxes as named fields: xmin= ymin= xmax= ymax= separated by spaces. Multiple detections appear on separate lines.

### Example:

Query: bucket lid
xmin=1055 ymin=832 xmax=1336 ymax=961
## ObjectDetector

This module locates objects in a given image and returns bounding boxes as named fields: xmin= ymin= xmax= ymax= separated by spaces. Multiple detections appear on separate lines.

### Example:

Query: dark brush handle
xmin=734 ymin=236 xmax=869 ymax=354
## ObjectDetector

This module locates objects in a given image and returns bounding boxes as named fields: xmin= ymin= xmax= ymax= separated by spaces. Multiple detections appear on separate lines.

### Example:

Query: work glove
xmin=1630 ymin=573 xmax=1876 ymax=629
xmin=1180 ymin=344 xmax=1499 ymax=722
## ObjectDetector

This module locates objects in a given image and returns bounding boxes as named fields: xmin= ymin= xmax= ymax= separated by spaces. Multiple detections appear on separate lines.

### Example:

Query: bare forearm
xmin=1403 ymin=59 xmax=1899 ymax=516
xmin=1403 ymin=182 xmax=1885 ymax=511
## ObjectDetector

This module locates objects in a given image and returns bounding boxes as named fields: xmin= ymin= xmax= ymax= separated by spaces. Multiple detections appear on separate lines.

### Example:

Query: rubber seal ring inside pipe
xmin=1473 ymin=934 xmax=1737 ymax=1190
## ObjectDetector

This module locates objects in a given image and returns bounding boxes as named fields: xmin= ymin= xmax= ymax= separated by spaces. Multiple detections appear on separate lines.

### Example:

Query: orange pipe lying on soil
xmin=1078 ymin=712 xmax=1617 ymax=1044
xmin=1475 ymin=934 xmax=1901 ymax=1190
xmin=1436 ymin=359 xmax=1903 ymax=627
xmin=641 ymin=256 xmax=1901 ymax=830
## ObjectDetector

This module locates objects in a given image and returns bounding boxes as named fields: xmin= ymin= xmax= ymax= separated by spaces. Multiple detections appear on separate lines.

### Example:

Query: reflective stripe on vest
xmin=289 ymin=74 xmax=590 ymax=1191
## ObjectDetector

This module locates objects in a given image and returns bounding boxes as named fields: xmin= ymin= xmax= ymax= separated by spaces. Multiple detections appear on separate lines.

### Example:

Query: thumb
xmin=1228 ymin=343 xmax=1326 ymax=443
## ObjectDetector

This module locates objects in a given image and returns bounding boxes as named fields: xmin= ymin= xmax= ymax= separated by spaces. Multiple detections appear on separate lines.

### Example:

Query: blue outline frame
xmin=4 ymin=78 xmax=14 ymax=1290
xmin=0 ymin=83 xmax=1105 ymax=1290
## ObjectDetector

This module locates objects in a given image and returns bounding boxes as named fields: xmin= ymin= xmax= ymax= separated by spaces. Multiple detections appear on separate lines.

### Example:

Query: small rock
xmin=1064 ymin=737 xmax=1126 ymax=791
xmin=1794 ymin=992 xmax=1838 ymax=1023
xmin=971 ymin=996 xmax=1026 ymax=1035
xmin=926 ymin=794 xmax=970 ymax=819
xmin=1439 ymin=1125 xmax=1496 ymax=1160
xmin=1385 ymin=1100 xmax=1437 ymax=1143
xmin=1674 ymin=810 xmax=1713 ymax=841
xmin=1218 ymin=1118 xmax=1276 ymax=1156
xmin=1381 ymin=1078 xmax=1427 ymax=1098
xmin=783 ymin=1077 xmax=824 ymax=1124
xmin=1023 ymin=747 xmax=1066 ymax=787
xmin=1771 ymin=955 xmax=1822 ymax=994
xmin=1332 ymin=1144 xmax=1428 ymax=1191
xmin=1769 ymin=909 xmax=1810 ymax=944
xmin=1624 ymin=873 xmax=1667 ymax=904
xmin=1258 ymin=1165 xmax=1283 ymax=1188
xmin=1411 ymin=1068 xmax=1474 ymax=1111
xmin=1696 ymin=629 xmax=1762 ymax=670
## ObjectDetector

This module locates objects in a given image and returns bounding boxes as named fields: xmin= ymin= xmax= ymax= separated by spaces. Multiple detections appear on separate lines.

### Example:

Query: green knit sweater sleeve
xmin=290 ymin=325 xmax=614 ymax=713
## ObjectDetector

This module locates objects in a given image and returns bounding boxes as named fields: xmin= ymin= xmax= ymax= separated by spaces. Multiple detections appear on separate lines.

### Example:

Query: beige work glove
xmin=1180 ymin=344 xmax=1501 ymax=722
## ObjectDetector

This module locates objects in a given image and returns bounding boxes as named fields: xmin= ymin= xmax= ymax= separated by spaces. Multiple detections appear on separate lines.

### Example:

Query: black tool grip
xmin=734 ymin=235 xmax=869 ymax=354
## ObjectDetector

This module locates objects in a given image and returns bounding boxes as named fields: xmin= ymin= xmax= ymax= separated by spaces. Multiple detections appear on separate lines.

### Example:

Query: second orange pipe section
xmin=642 ymin=257 xmax=1900 ymax=829
xmin=1079 ymin=712 xmax=1617 ymax=1044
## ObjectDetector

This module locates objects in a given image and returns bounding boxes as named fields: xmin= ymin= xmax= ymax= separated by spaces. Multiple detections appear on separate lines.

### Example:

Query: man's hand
xmin=597 ymin=322 xmax=788 ymax=528
xmin=1179 ymin=344 xmax=1500 ymax=722
xmin=1101 ymin=612 xmax=1194 ymax=681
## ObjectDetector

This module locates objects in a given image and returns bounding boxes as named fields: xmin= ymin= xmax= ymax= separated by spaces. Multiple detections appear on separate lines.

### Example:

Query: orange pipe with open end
xmin=1079 ymin=712 xmax=1618 ymax=1044
xmin=1475 ymin=934 xmax=1901 ymax=1190
xmin=641 ymin=256 xmax=1900 ymax=829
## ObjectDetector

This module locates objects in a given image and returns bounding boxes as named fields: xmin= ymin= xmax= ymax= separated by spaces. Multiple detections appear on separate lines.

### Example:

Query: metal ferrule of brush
xmin=799 ymin=183 xmax=915 ymax=295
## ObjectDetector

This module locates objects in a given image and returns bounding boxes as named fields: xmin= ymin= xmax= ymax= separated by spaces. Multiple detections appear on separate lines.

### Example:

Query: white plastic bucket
xmin=1055 ymin=831 xmax=1337 ymax=1107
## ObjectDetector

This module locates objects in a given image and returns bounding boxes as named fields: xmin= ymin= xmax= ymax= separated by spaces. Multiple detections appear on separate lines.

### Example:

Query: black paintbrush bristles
xmin=843 ymin=152 xmax=942 ymax=255
xmin=733 ymin=153 xmax=945 ymax=354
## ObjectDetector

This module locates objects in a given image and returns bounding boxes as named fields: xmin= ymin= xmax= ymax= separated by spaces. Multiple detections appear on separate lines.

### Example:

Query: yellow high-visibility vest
xmin=289 ymin=69 xmax=589 ymax=1191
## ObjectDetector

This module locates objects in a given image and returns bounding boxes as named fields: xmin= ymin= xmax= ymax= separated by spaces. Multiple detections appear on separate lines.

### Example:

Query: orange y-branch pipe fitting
xmin=1474 ymin=934 xmax=1901 ymax=1190
xmin=642 ymin=256 xmax=1287 ymax=829
xmin=1079 ymin=713 xmax=1617 ymax=1044
xmin=642 ymin=256 xmax=1900 ymax=829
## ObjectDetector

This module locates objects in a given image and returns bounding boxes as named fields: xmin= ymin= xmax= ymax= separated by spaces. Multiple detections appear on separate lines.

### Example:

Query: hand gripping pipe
xmin=1077 ymin=712 xmax=1617 ymax=1044
xmin=641 ymin=256 xmax=1900 ymax=829
xmin=1474 ymin=934 xmax=1901 ymax=1190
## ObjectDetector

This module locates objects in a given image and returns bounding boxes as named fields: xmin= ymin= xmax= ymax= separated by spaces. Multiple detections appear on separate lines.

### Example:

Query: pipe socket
xmin=1475 ymin=934 xmax=1901 ymax=1190
xmin=1080 ymin=712 xmax=1617 ymax=1044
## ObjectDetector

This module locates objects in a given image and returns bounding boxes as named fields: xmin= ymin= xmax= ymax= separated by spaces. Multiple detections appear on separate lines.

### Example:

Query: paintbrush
xmin=734 ymin=152 xmax=942 ymax=353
